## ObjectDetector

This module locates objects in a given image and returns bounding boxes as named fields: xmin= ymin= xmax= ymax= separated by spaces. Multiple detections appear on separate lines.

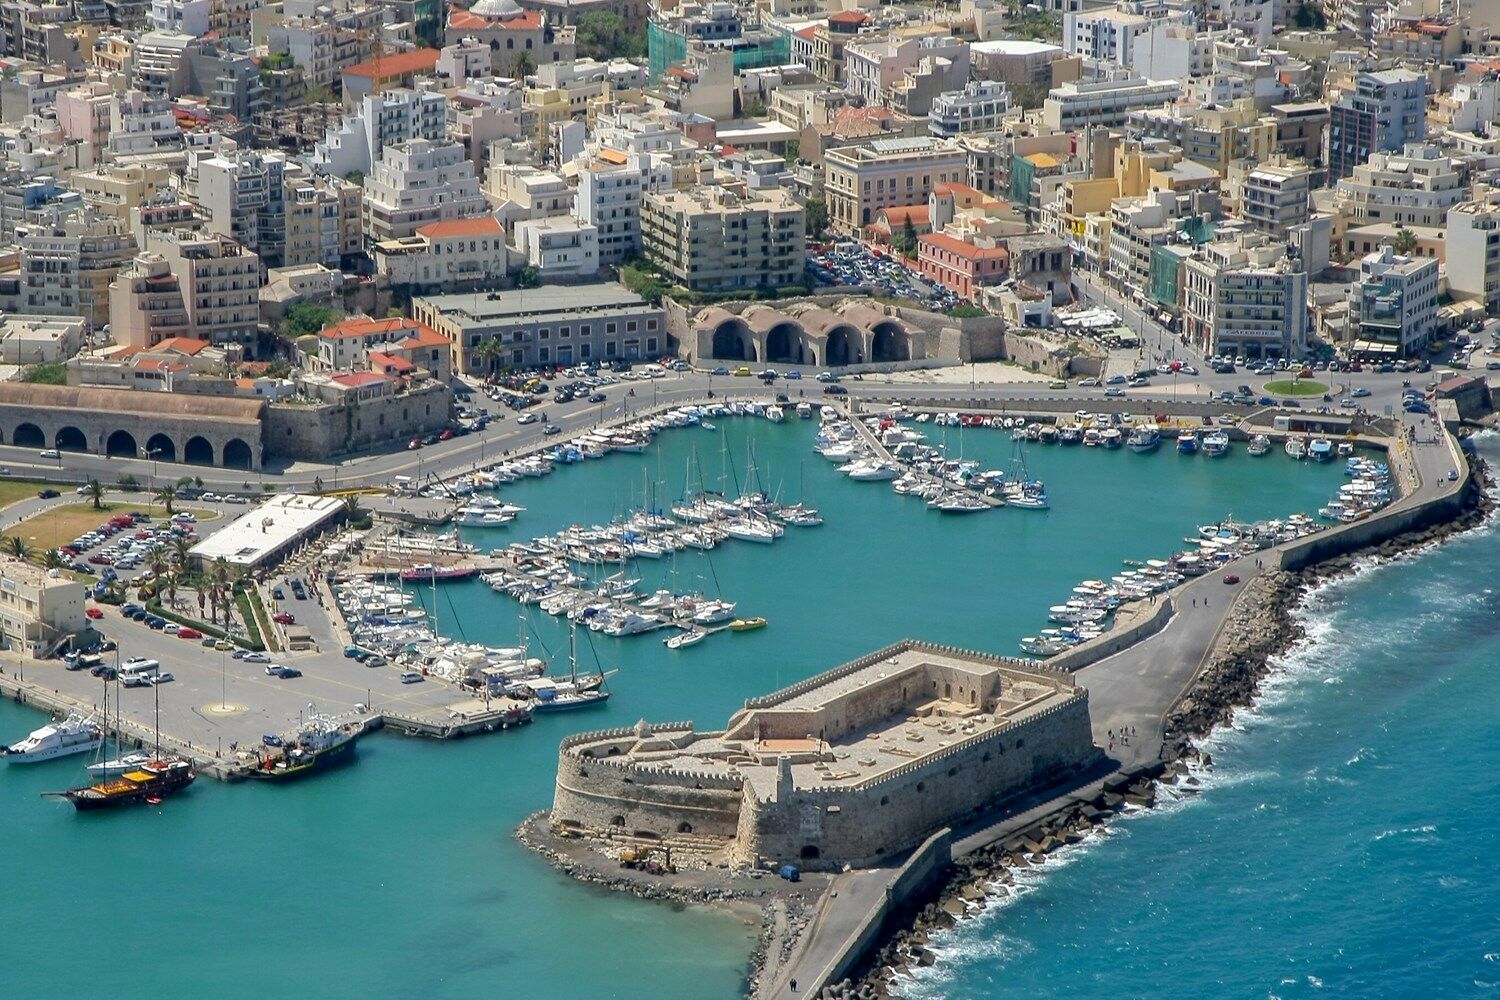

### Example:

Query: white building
xmin=147 ymin=0 xmax=211 ymax=36
xmin=1333 ymin=143 xmax=1464 ymax=230
xmin=188 ymin=494 xmax=347 ymax=571
xmin=108 ymin=89 xmax=184 ymax=159
xmin=512 ymin=216 xmax=600 ymax=279
xmin=1351 ymin=245 xmax=1439 ymax=358
xmin=575 ymin=161 xmax=643 ymax=265
xmin=1041 ymin=76 xmax=1180 ymax=130
xmin=0 ymin=560 xmax=86 ymax=657
xmin=1444 ymin=197 xmax=1500 ymax=314
xmin=362 ymin=139 xmax=488 ymax=243
xmin=1183 ymin=231 xmax=1308 ymax=360
xmin=929 ymin=81 xmax=1011 ymax=137
xmin=1063 ymin=1 xmax=1194 ymax=67
xmin=312 ymin=88 xmax=448 ymax=179
xmin=1241 ymin=158 xmax=1313 ymax=238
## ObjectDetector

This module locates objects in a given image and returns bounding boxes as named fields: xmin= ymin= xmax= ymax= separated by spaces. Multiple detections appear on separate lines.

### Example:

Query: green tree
xmin=43 ymin=548 xmax=66 ymax=570
xmin=513 ymin=52 xmax=536 ymax=79
xmin=805 ymin=196 xmax=828 ymax=239
xmin=8 ymin=536 xmax=28 ymax=561
xmin=85 ymin=478 xmax=105 ymax=510
xmin=283 ymin=301 xmax=338 ymax=337
xmin=21 ymin=363 xmax=67 ymax=385
xmin=1392 ymin=225 xmax=1418 ymax=256
xmin=745 ymin=98 xmax=767 ymax=118
xmin=517 ymin=266 xmax=541 ymax=288
xmin=576 ymin=10 xmax=625 ymax=59
xmin=473 ymin=337 xmax=506 ymax=374
xmin=343 ymin=171 xmax=364 ymax=186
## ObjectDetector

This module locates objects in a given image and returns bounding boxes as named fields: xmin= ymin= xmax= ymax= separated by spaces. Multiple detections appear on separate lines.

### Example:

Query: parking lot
xmin=807 ymin=240 xmax=962 ymax=312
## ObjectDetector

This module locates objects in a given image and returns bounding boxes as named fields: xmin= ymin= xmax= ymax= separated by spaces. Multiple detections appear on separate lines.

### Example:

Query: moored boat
xmin=49 ymin=758 xmax=195 ymax=811
xmin=251 ymin=715 xmax=360 ymax=781
xmin=728 ymin=617 xmax=768 ymax=631
xmin=1126 ymin=424 xmax=1161 ymax=453
xmin=4 ymin=713 xmax=102 ymax=763
xmin=1247 ymin=434 xmax=1271 ymax=456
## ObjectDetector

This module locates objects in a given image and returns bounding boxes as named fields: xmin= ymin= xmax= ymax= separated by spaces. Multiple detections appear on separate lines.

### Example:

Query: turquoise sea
xmin=0 ymin=417 xmax=1405 ymax=998
xmin=902 ymin=436 xmax=1500 ymax=1000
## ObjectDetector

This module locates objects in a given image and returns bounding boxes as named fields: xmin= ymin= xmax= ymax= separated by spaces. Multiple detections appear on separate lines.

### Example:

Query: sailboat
xmin=88 ymin=672 xmax=149 ymax=777
xmin=664 ymin=629 xmax=706 ymax=650
xmin=525 ymin=623 xmax=610 ymax=711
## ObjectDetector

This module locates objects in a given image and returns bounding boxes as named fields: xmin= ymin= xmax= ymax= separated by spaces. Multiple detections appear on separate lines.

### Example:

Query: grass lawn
xmin=11 ymin=503 xmax=222 ymax=553
xmin=0 ymin=480 xmax=66 ymax=511
xmin=1263 ymin=379 xmax=1329 ymax=396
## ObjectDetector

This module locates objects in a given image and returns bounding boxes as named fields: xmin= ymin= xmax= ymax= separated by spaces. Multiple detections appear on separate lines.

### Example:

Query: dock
xmin=840 ymin=404 xmax=1005 ymax=508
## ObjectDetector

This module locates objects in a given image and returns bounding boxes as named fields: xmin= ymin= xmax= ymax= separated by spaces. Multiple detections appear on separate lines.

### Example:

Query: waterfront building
xmin=314 ymin=314 xmax=451 ymax=380
xmin=1445 ymin=196 xmax=1500 ymax=313
xmin=1107 ymin=188 xmax=1187 ymax=303
xmin=916 ymin=233 xmax=1009 ymax=301
xmin=1182 ymin=230 xmax=1308 ymax=360
xmin=374 ymin=216 xmax=510 ymax=291
xmin=824 ymin=137 xmax=966 ymax=233
xmin=412 ymin=283 xmax=665 ymax=373
xmin=640 ymin=186 xmax=805 ymax=293
xmin=188 ymin=494 xmax=347 ymax=571
xmin=1349 ymin=245 xmax=1438 ymax=358
xmin=1326 ymin=69 xmax=1427 ymax=181
xmin=0 ymin=559 xmax=86 ymax=658
xmin=547 ymin=640 xmax=1101 ymax=871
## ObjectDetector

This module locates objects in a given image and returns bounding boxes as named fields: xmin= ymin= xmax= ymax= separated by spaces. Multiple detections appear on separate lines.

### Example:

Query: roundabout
xmin=1262 ymin=379 xmax=1329 ymax=396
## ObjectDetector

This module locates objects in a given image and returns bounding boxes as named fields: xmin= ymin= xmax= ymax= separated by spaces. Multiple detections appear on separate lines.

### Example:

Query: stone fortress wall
xmin=548 ymin=641 xmax=1103 ymax=871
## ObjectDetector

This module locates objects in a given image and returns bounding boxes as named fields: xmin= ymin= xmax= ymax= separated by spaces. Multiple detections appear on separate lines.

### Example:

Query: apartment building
xmin=512 ymin=215 xmax=600 ymax=279
xmin=1327 ymin=69 xmax=1427 ymax=181
xmin=1332 ymin=143 xmax=1464 ymax=230
xmin=1041 ymin=76 xmax=1179 ymax=131
xmin=825 ymin=137 xmax=967 ymax=233
xmin=1063 ymin=1 xmax=1193 ymax=67
xmin=641 ymin=187 xmax=804 ymax=292
xmin=1349 ymin=245 xmax=1438 ymax=357
xmin=1444 ymin=197 xmax=1500 ymax=314
xmin=844 ymin=30 xmax=971 ymax=112
xmin=362 ymin=139 xmax=488 ymax=243
xmin=916 ymin=233 xmax=1009 ymax=301
xmin=1127 ymin=99 xmax=1276 ymax=176
xmin=110 ymin=230 xmax=260 ymax=349
xmin=374 ymin=216 xmax=511 ymax=289
xmin=312 ymin=87 xmax=448 ymax=179
xmin=1240 ymin=158 xmax=1313 ymax=238
xmin=1107 ymin=188 xmax=1186 ymax=302
xmin=1182 ymin=231 xmax=1308 ymax=360
xmin=576 ymin=160 xmax=643 ymax=265
xmin=929 ymin=81 xmax=1011 ymax=138
xmin=314 ymin=314 xmax=451 ymax=381
xmin=13 ymin=216 xmax=138 ymax=331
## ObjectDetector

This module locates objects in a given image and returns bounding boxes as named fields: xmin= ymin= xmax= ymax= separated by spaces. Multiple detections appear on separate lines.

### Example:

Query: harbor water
xmin=899 ymin=435 xmax=1500 ymax=1000
xmin=1 ymin=416 xmax=1363 ymax=997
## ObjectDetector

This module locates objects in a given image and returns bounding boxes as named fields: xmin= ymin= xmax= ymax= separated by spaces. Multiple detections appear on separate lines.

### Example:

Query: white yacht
xmin=87 ymin=752 xmax=152 ymax=778
xmin=843 ymin=459 xmax=900 ymax=481
xmin=691 ymin=600 xmax=737 ymax=625
xmin=764 ymin=405 xmax=785 ymax=423
xmin=723 ymin=518 xmax=783 ymax=544
xmin=796 ymin=401 xmax=813 ymax=419
xmin=4 ymin=713 xmax=102 ymax=763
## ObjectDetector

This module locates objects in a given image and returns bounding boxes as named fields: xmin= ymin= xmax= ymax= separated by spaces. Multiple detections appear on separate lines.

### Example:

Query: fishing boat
xmin=795 ymin=401 xmax=813 ymax=419
xmin=1126 ymin=424 xmax=1160 ymax=453
xmin=4 ymin=712 xmax=102 ymax=763
xmin=1247 ymin=434 xmax=1271 ymax=456
xmin=251 ymin=714 xmax=360 ymax=781
xmin=728 ymin=617 xmax=767 ymax=631
xmin=1307 ymin=438 xmax=1334 ymax=462
xmin=1201 ymin=431 xmax=1229 ymax=457
xmin=1098 ymin=427 xmax=1124 ymax=450
xmin=1285 ymin=437 xmax=1307 ymax=460
xmin=1176 ymin=432 xmax=1198 ymax=455
xmin=663 ymin=630 xmax=706 ymax=650
xmin=49 ymin=758 xmax=195 ymax=811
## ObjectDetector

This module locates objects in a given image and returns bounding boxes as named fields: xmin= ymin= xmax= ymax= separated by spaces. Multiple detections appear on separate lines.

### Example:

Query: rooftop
xmin=418 ymin=284 xmax=652 ymax=325
xmin=344 ymin=48 xmax=440 ymax=79
xmin=188 ymin=494 xmax=345 ymax=568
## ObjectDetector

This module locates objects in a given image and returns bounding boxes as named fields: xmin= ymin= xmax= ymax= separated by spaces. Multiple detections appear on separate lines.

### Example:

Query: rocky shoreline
xmin=821 ymin=451 xmax=1496 ymax=1000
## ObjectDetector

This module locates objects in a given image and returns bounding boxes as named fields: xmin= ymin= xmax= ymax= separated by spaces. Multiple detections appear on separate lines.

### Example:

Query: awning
xmin=1350 ymin=340 xmax=1399 ymax=355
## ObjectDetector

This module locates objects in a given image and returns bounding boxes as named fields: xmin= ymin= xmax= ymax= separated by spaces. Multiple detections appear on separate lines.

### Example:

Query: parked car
xmin=542 ymin=424 xmax=561 ymax=435
xmin=242 ymin=651 xmax=270 ymax=663
xmin=37 ymin=488 xmax=60 ymax=499
xmin=177 ymin=627 xmax=202 ymax=639
xmin=272 ymin=612 xmax=295 ymax=625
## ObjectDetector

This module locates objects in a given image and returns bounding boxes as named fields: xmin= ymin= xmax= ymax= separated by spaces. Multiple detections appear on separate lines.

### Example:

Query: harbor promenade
xmin=764 ymin=419 xmax=1471 ymax=997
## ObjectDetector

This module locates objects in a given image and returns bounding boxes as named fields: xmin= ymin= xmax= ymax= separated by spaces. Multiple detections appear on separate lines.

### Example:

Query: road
xmin=0 ymin=357 xmax=1456 ymax=496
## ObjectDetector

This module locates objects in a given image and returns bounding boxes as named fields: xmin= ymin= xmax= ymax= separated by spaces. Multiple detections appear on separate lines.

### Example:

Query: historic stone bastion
xmin=548 ymin=640 xmax=1102 ymax=871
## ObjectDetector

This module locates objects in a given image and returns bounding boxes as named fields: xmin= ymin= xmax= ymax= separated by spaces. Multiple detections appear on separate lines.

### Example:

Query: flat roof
xmin=417 ymin=284 xmax=653 ymax=325
xmin=189 ymin=494 xmax=344 ymax=568
xmin=971 ymin=39 xmax=1062 ymax=56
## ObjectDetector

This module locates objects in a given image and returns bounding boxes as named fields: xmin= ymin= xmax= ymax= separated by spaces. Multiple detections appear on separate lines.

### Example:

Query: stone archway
xmin=12 ymin=423 xmax=43 ymax=448
xmin=711 ymin=320 xmax=756 ymax=362
xmin=870 ymin=321 xmax=910 ymax=363
xmin=54 ymin=426 xmax=88 ymax=452
xmin=825 ymin=325 xmax=859 ymax=367
xmin=800 ymin=845 xmax=821 ymax=860
xmin=184 ymin=436 xmax=214 ymax=465
xmin=145 ymin=433 xmax=177 ymax=463
xmin=764 ymin=323 xmax=805 ymax=365
xmin=223 ymin=438 xmax=253 ymax=470
xmin=105 ymin=429 xmax=138 ymax=458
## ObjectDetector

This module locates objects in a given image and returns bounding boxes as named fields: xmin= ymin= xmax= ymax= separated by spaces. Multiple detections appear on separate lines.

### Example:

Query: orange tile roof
xmin=796 ymin=24 xmax=818 ymax=40
xmin=920 ymin=232 xmax=1010 ymax=262
xmin=417 ymin=216 xmax=503 ymax=239
xmin=828 ymin=10 xmax=869 ymax=25
xmin=331 ymin=371 xmax=390 ymax=388
xmin=318 ymin=316 xmax=418 ymax=340
xmin=395 ymin=327 xmax=448 ymax=349
xmin=879 ymin=205 xmax=930 ymax=227
xmin=448 ymin=8 xmax=542 ymax=30
xmin=151 ymin=336 xmax=210 ymax=355
xmin=344 ymin=47 xmax=440 ymax=79
xmin=370 ymin=351 xmax=416 ymax=372
xmin=597 ymin=148 xmax=630 ymax=165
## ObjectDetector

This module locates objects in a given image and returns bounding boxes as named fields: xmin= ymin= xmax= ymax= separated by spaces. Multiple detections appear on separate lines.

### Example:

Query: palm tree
xmin=7 ymin=536 xmax=27 ymax=561
xmin=85 ymin=478 xmax=105 ymax=511
xmin=473 ymin=337 xmax=505 ymax=375
xmin=1392 ymin=225 xmax=1419 ymax=256
xmin=154 ymin=486 xmax=177 ymax=516
xmin=341 ymin=494 xmax=366 ymax=520
xmin=170 ymin=535 xmax=193 ymax=570
xmin=513 ymin=51 xmax=535 ymax=79
xmin=210 ymin=557 xmax=232 ymax=626
xmin=43 ymin=548 xmax=66 ymax=570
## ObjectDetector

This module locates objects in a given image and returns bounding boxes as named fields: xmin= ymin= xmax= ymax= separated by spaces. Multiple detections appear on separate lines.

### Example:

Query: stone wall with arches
xmin=688 ymin=297 xmax=928 ymax=368
xmin=0 ymin=384 xmax=264 ymax=470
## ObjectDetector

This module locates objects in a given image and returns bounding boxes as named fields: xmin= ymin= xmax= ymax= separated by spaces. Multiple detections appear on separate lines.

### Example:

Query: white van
xmin=119 ymin=658 xmax=160 ymax=685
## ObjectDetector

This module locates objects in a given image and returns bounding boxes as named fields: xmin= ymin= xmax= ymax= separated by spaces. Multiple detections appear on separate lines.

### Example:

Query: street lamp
xmin=142 ymin=446 xmax=162 ymax=494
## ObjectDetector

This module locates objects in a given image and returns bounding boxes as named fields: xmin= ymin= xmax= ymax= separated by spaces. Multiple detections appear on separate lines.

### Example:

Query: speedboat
xmin=4 ymin=713 xmax=102 ymax=763
xmin=796 ymin=402 xmax=813 ymax=419
xmin=728 ymin=617 xmax=767 ymax=631
xmin=1098 ymin=427 xmax=1123 ymax=450
xmin=764 ymin=405 xmax=785 ymax=423
xmin=843 ymin=459 xmax=899 ymax=481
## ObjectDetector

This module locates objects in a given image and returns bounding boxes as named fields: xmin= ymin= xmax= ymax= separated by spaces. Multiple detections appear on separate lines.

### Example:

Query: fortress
xmin=548 ymin=640 xmax=1102 ymax=871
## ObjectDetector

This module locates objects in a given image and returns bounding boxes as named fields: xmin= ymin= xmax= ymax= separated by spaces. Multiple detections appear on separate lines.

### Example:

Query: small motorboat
xmin=728 ymin=617 xmax=767 ymax=632
xmin=663 ymin=630 xmax=706 ymax=650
